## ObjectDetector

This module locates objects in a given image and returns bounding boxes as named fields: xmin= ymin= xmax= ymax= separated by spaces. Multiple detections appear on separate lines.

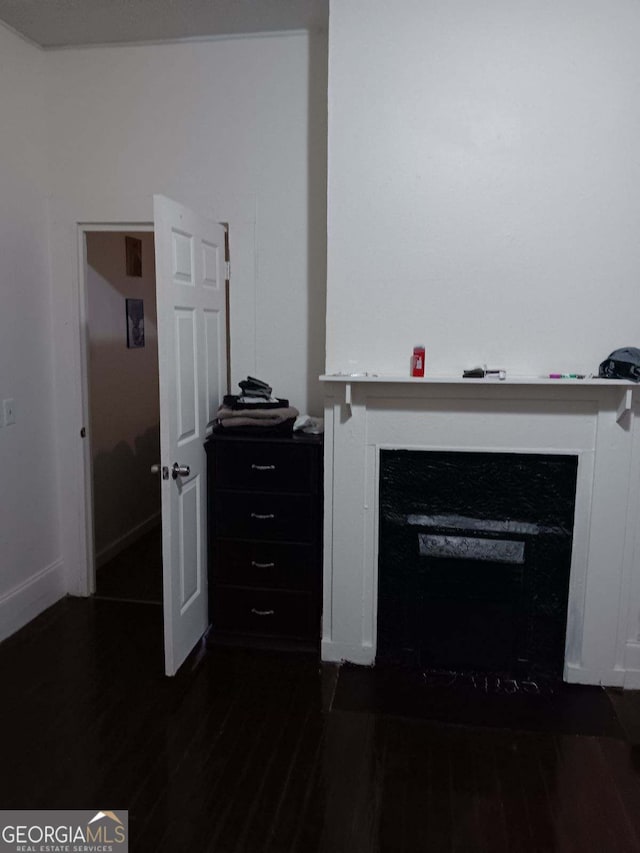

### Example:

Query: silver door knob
xmin=172 ymin=463 xmax=191 ymax=479
xmin=151 ymin=464 xmax=169 ymax=479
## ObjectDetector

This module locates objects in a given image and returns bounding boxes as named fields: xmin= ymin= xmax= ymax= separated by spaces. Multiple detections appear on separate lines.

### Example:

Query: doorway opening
xmin=84 ymin=229 xmax=163 ymax=605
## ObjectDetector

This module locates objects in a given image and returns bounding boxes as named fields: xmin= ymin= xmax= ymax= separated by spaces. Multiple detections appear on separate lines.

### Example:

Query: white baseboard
xmin=96 ymin=512 xmax=161 ymax=568
xmin=623 ymin=669 xmax=640 ymax=689
xmin=321 ymin=643 xmax=640 ymax=688
xmin=622 ymin=641 xmax=640 ymax=688
xmin=0 ymin=559 xmax=66 ymax=644
xmin=321 ymin=639 xmax=375 ymax=665
xmin=564 ymin=661 xmax=625 ymax=687
xmin=565 ymin=644 xmax=640 ymax=688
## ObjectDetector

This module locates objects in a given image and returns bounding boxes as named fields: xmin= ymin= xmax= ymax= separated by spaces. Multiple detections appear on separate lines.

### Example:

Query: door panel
xmin=173 ymin=231 xmax=193 ymax=284
xmin=154 ymin=194 xmax=227 ymax=675
xmin=179 ymin=476 xmax=200 ymax=609
xmin=176 ymin=309 xmax=198 ymax=442
xmin=202 ymin=241 xmax=221 ymax=289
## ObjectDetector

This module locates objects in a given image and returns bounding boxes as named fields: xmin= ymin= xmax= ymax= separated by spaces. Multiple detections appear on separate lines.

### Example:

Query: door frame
xmin=57 ymin=194 xmax=236 ymax=611
xmin=77 ymin=222 xmax=155 ymax=595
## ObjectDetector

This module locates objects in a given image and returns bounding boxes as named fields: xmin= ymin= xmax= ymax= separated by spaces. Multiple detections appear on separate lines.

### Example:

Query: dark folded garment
xmin=239 ymin=377 xmax=273 ymax=397
xmin=223 ymin=395 xmax=289 ymax=411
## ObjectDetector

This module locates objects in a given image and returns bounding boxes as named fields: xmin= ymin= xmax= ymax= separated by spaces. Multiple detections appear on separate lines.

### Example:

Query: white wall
xmin=44 ymin=31 xmax=327 ymax=595
xmin=86 ymin=232 xmax=160 ymax=559
xmin=326 ymin=0 xmax=640 ymax=377
xmin=46 ymin=32 xmax=327 ymax=413
xmin=0 ymin=24 xmax=64 ymax=641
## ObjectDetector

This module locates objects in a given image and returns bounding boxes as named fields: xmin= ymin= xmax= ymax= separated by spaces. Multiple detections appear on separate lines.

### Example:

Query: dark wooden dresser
xmin=205 ymin=430 xmax=323 ymax=649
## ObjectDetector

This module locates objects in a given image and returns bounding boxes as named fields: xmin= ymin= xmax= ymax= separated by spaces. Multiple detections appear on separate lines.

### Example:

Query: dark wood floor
xmin=2 ymin=597 xmax=640 ymax=852
xmin=95 ymin=526 xmax=163 ymax=604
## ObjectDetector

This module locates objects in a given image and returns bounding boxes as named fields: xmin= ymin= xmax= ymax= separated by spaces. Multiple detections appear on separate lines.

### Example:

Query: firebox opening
xmin=377 ymin=450 xmax=578 ymax=679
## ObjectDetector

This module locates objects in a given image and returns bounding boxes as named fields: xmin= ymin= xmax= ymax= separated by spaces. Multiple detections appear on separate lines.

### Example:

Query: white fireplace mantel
xmin=321 ymin=374 xmax=636 ymax=424
xmin=320 ymin=375 xmax=640 ymax=687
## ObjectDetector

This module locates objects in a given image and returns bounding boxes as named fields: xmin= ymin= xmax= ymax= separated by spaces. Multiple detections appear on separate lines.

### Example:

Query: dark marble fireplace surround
xmin=378 ymin=450 xmax=578 ymax=679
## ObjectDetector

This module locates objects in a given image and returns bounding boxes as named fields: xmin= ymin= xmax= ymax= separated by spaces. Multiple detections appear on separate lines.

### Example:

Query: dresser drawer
xmin=212 ymin=588 xmax=316 ymax=639
xmin=214 ymin=441 xmax=315 ymax=493
xmin=215 ymin=492 xmax=313 ymax=542
xmin=215 ymin=541 xmax=316 ymax=590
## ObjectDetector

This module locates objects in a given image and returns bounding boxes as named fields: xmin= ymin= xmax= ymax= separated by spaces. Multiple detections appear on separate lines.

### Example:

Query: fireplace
xmin=377 ymin=450 xmax=578 ymax=678
xmin=320 ymin=375 xmax=640 ymax=687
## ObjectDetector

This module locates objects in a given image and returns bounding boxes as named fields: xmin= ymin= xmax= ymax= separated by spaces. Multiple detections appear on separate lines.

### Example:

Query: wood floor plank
xmin=463 ymin=727 xmax=509 ymax=853
xmin=595 ymin=737 xmax=640 ymax=849
xmin=510 ymin=731 xmax=562 ymax=853
xmin=264 ymin=708 xmax=326 ymax=853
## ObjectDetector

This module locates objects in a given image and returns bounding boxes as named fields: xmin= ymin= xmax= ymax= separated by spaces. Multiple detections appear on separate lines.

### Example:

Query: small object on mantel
xmin=463 ymin=366 xmax=507 ymax=380
xmin=411 ymin=345 xmax=425 ymax=377
xmin=486 ymin=369 xmax=507 ymax=380
xmin=328 ymin=372 xmax=378 ymax=378
xmin=599 ymin=347 xmax=640 ymax=382
xmin=463 ymin=366 xmax=486 ymax=378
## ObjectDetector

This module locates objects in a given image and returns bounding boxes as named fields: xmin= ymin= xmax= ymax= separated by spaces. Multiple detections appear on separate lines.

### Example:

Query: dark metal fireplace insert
xmin=377 ymin=450 xmax=578 ymax=679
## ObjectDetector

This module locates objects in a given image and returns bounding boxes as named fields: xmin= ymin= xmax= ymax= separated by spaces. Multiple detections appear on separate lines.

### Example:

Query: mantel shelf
xmin=320 ymin=374 xmax=636 ymax=387
xmin=320 ymin=374 xmax=636 ymax=423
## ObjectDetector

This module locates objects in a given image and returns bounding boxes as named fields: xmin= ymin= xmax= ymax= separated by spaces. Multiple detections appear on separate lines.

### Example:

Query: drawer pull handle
xmin=251 ymin=608 xmax=275 ymax=617
xmin=251 ymin=464 xmax=276 ymax=471
xmin=251 ymin=561 xmax=275 ymax=568
xmin=251 ymin=513 xmax=275 ymax=520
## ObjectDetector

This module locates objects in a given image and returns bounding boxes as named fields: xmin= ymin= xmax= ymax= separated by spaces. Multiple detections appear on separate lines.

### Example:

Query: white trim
xmin=78 ymin=222 xmax=154 ymax=231
xmin=616 ymin=396 xmax=640 ymax=672
xmin=43 ymin=29 xmax=317 ymax=53
xmin=0 ymin=16 xmax=42 ymax=49
xmin=564 ymin=662 xmax=625 ymax=688
xmin=0 ymin=560 xmax=66 ymax=644
xmin=321 ymin=640 xmax=375 ymax=666
xmin=77 ymin=226 xmax=93 ymax=595
xmin=321 ymin=397 xmax=336 ymax=646
xmin=624 ymin=671 xmax=640 ymax=689
xmin=96 ymin=512 xmax=162 ymax=568
xmin=622 ymin=641 xmax=640 ymax=688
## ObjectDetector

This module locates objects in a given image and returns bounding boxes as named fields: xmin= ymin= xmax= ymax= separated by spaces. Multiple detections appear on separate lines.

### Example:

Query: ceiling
xmin=0 ymin=0 xmax=328 ymax=48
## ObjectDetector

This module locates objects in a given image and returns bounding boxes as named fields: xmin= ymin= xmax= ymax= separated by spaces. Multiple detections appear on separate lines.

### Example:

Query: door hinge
xmin=225 ymin=261 xmax=231 ymax=281
xmin=80 ymin=427 xmax=87 ymax=438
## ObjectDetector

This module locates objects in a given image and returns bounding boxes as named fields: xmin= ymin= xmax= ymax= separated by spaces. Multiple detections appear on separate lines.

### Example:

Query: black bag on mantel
xmin=598 ymin=347 xmax=640 ymax=382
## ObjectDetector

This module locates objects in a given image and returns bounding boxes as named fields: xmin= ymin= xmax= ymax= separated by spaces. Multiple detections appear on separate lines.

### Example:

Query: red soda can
xmin=411 ymin=345 xmax=425 ymax=377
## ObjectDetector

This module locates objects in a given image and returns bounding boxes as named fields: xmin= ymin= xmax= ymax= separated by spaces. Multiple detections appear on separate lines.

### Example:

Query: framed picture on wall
xmin=125 ymin=235 xmax=142 ymax=276
xmin=126 ymin=298 xmax=145 ymax=348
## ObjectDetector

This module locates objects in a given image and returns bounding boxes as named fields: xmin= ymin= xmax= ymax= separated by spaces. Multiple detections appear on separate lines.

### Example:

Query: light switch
xmin=3 ymin=399 xmax=15 ymax=425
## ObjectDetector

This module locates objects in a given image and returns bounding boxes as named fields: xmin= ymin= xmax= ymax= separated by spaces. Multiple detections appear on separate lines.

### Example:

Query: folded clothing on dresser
xmin=215 ymin=403 xmax=299 ymax=435
xmin=216 ymin=376 xmax=298 ymax=434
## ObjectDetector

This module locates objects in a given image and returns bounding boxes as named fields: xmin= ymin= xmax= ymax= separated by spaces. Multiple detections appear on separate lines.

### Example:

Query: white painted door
xmin=154 ymin=195 xmax=227 ymax=676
